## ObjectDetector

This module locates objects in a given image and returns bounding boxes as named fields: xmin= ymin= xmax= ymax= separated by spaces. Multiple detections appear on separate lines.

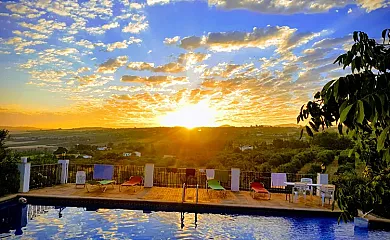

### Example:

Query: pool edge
xmin=15 ymin=193 xmax=341 ymax=218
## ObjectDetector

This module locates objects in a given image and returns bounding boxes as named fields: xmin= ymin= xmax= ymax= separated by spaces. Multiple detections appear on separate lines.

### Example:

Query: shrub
xmin=316 ymin=150 xmax=336 ymax=165
xmin=0 ymin=161 xmax=20 ymax=196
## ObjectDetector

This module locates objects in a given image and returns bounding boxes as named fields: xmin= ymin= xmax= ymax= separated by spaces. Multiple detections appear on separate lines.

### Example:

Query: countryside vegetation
xmin=1 ymin=30 xmax=389 ymax=221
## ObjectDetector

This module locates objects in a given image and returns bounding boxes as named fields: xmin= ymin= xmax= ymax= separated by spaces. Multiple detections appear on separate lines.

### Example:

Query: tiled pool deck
xmin=1 ymin=184 xmax=341 ymax=216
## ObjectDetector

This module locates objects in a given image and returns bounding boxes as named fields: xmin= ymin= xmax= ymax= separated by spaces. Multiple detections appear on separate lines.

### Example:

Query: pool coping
xmin=15 ymin=193 xmax=342 ymax=218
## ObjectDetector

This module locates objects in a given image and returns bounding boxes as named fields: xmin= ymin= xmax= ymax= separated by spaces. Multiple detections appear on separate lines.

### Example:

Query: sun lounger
xmin=207 ymin=179 xmax=226 ymax=197
xmin=86 ymin=164 xmax=116 ymax=192
xmin=119 ymin=176 xmax=143 ymax=192
xmin=250 ymin=182 xmax=270 ymax=200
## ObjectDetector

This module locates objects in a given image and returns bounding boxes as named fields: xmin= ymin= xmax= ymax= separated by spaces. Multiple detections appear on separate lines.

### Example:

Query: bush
xmin=0 ymin=161 xmax=20 ymax=196
xmin=316 ymin=150 xmax=336 ymax=165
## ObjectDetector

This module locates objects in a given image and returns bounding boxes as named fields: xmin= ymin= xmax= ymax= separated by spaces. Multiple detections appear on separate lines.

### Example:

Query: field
xmin=3 ymin=126 xmax=351 ymax=175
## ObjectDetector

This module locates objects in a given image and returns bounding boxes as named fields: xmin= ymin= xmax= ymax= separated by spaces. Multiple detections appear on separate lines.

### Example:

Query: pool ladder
xmin=182 ymin=183 xmax=186 ymax=203
xmin=181 ymin=183 xmax=199 ymax=204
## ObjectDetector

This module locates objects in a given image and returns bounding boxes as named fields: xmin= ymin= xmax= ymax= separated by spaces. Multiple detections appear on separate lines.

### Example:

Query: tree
xmin=0 ymin=129 xmax=9 ymax=161
xmin=297 ymin=30 xmax=390 ymax=221
xmin=53 ymin=147 xmax=68 ymax=155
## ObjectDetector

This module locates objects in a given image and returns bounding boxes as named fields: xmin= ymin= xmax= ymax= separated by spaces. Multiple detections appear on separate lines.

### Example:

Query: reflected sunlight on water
xmin=5 ymin=206 xmax=390 ymax=239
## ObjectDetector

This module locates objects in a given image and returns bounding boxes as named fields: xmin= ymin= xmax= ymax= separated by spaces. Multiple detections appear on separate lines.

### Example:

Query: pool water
xmin=2 ymin=205 xmax=390 ymax=239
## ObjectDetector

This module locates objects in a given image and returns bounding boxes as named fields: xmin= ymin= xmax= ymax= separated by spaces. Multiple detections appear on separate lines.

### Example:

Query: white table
xmin=284 ymin=182 xmax=322 ymax=202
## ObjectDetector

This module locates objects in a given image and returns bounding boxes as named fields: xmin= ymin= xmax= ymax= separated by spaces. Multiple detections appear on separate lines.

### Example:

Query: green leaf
xmin=321 ymin=80 xmax=335 ymax=95
xmin=339 ymin=101 xmax=348 ymax=114
xmin=357 ymin=100 xmax=365 ymax=124
xmin=351 ymin=59 xmax=356 ymax=73
xmin=354 ymin=31 xmax=358 ymax=42
xmin=338 ymin=123 xmax=343 ymax=135
xmin=377 ymin=126 xmax=390 ymax=151
xmin=333 ymin=80 xmax=339 ymax=99
xmin=340 ymin=104 xmax=354 ymax=123
xmin=382 ymin=29 xmax=387 ymax=42
xmin=305 ymin=126 xmax=314 ymax=137
xmin=309 ymin=122 xmax=318 ymax=132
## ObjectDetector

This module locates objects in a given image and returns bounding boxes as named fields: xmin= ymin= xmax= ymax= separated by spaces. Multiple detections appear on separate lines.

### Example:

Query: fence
xmin=239 ymin=172 xmax=317 ymax=193
xmin=29 ymin=163 xmax=318 ymax=192
xmin=153 ymin=167 xmax=207 ymax=188
xmin=68 ymin=164 xmax=144 ymax=184
xmin=30 ymin=164 xmax=61 ymax=189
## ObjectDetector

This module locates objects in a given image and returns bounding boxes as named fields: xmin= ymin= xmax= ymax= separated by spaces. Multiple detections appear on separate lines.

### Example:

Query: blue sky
xmin=0 ymin=0 xmax=389 ymax=128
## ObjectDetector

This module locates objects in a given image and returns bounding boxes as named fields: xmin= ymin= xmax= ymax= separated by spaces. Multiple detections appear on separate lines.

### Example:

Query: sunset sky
xmin=0 ymin=0 xmax=389 ymax=128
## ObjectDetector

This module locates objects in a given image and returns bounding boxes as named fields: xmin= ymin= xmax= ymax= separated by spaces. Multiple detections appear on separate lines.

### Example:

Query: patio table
xmin=284 ymin=182 xmax=322 ymax=202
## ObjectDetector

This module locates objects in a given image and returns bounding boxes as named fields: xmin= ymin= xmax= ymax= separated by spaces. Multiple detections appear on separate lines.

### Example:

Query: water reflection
xmin=1 ymin=204 xmax=389 ymax=239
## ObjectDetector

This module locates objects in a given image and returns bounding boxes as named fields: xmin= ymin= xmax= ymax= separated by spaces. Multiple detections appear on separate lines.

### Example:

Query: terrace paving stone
xmin=17 ymin=184 xmax=339 ymax=213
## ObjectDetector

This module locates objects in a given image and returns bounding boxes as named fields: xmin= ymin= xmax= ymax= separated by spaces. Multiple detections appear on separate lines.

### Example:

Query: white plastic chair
xmin=320 ymin=184 xmax=335 ymax=206
xmin=300 ymin=178 xmax=313 ymax=194
xmin=293 ymin=182 xmax=308 ymax=202
xmin=76 ymin=171 xmax=86 ymax=188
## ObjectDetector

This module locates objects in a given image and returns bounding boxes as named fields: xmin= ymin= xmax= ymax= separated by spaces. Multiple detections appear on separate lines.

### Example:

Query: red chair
xmin=250 ymin=182 xmax=271 ymax=200
xmin=120 ymin=176 xmax=143 ymax=192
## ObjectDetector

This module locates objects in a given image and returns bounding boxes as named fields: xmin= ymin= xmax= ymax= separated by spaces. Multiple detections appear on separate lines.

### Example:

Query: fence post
xmin=231 ymin=168 xmax=240 ymax=191
xmin=18 ymin=157 xmax=31 ymax=193
xmin=58 ymin=160 xmax=69 ymax=184
xmin=144 ymin=163 xmax=154 ymax=188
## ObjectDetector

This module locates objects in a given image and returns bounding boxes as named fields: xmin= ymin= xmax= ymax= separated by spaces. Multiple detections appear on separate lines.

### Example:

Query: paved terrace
xmin=15 ymin=184 xmax=339 ymax=214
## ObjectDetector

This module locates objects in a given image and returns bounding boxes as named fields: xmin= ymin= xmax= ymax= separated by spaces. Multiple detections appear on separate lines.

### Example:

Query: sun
xmin=159 ymin=102 xmax=218 ymax=128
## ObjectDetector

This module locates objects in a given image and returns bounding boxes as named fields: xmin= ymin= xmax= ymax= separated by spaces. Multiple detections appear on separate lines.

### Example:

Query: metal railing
xmin=68 ymin=164 xmax=144 ymax=184
xmin=33 ymin=163 xmax=318 ymax=193
xmin=240 ymin=172 xmax=317 ymax=193
xmin=30 ymin=164 xmax=61 ymax=189
xmin=153 ymin=167 xmax=206 ymax=188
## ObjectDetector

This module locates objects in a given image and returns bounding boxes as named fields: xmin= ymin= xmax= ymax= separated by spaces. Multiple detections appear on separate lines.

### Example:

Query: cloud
xmin=126 ymin=61 xmax=185 ymax=73
xmin=122 ymin=14 xmax=149 ymax=34
xmin=121 ymin=75 xmax=188 ymax=85
xmin=130 ymin=3 xmax=145 ymax=9
xmin=127 ymin=62 xmax=155 ymax=71
xmin=12 ymin=30 xmax=48 ymax=40
xmin=86 ymin=22 xmax=120 ymax=35
xmin=76 ymin=39 xmax=95 ymax=49
xmin=177 ymin=52 xmax=210 ymax=64
xmin=164 ymin=36 xmax=181 ymax=45
xmin=147 ymin=0 xmax=171 ymax=5
xmin=44 ymin=48 xmax=79 ymax=56
xmin=357 ymin=0 xmax=389 ymax=12
xmin=77 ymin=67 xmax=91 ymax=73
xmin=312 ymin=35 xmax=352 ymax=48
xmin=106 ymin=40 xmax=128 ymax=52
xmin=5 ymin=3 xmax=44 ymax=18
xmin=208 ymin=0 xmax=389 ymax=14
xmin=18 ymin=19 xmax=66 ymax=35
xmin=153 ymin=62 xmax=186 ymax=73
xmin=175 ymin=26 xmax=322 ymax=52
xmin=102 ymin=37 xmax=142 ymax=52
xmin=97 ymin=56 xmax=128 ymax=73
xmin=76 ymin=74 xmax=113 ymax=87
xmin=29 ymin=70 xmax=67 ymax=83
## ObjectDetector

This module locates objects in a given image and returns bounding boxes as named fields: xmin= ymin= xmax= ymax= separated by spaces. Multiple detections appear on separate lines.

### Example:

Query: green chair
xmin=207 ymin=179 xmax=226 ymax=197
xmin=86 ymin=165 xmax=116 ymax=192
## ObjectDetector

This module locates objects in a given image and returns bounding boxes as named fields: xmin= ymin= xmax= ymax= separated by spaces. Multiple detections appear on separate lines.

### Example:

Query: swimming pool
xmin=1 ymin=204 xmax=389 ymax=239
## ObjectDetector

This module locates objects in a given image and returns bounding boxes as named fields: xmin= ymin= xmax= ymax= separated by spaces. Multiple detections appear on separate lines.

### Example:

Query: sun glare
xmin=159 ymin=102 xmax=217 ymax=128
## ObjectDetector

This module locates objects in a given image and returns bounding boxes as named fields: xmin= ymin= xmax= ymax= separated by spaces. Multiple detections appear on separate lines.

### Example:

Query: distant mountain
xmin=0 ymin=126 xmax=47 ymax=131
xmin=219 ymin=124 xmax=235 ymax=127
xmin=273 ymin=124 xmax=301 ymax=128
